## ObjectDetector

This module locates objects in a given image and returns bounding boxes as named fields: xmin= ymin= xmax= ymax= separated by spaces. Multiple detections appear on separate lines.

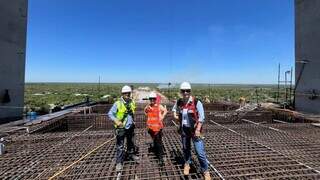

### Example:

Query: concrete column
xmin=295 ymin=0 xmax=320 ymax=113
xmin=0 ymin=0 xmax=28 ymax=123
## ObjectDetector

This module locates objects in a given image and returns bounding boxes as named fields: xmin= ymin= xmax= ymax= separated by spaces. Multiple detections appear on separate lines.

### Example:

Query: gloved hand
xmin=114 ymin=119 xmax=123 ymax=127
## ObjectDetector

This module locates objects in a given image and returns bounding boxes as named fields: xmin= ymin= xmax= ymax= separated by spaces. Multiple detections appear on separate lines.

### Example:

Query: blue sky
xmin=26 ymin=0 xmax=294 ymax=84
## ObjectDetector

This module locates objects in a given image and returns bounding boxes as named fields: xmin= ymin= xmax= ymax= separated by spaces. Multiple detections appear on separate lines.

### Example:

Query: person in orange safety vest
xmin=144 ymin=91 xmax=167 ymax=165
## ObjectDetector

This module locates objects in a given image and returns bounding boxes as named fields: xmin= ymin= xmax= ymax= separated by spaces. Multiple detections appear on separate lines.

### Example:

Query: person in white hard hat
xmin=144 ymin=91 xmax=167 ymax=166
xmin=108 ymin=85 xmax=139 ymax=172
xmin=172 ymin=82 xmax=211 ymax=180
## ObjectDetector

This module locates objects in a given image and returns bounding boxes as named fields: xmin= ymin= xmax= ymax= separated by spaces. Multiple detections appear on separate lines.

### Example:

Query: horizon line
xmin=25 ymin=81 xmax=289 ymax=86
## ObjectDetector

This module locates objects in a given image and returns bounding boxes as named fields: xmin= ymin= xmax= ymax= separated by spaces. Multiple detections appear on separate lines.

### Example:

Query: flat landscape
xmin=25 ymin=83 xmax=287 ymax=114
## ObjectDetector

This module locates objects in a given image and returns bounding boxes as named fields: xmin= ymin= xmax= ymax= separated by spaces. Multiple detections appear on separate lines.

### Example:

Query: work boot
xmin=203 ymin=171 xmax=211 ymax=180
xmin=183 ymin=163 xmax=190 ymax=175
xmin=116 ymin=163 xmax=123 ymax=171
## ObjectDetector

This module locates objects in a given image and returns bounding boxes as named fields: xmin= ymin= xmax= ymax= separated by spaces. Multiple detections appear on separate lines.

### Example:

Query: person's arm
xmin=144 ymin=105 xmax=149 ymax=116
xmin=195 ymin=100 xmax=205 ymax=136
xmin=159 ymin=104 xmax=167 ymax=121
xmin=172 ymin=102 xmax=179 ymax=120
xmin=107 ymin=103 xmax=123 ymax=127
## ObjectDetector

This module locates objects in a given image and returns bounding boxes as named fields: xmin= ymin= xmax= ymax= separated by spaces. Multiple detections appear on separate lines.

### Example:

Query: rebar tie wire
xmin=48 ymin=136 xmax=116 ymax=180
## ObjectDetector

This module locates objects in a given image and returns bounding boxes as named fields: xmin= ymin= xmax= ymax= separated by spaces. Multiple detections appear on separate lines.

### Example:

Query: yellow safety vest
xmin=114 ymin=100 xmax=136 ymax=128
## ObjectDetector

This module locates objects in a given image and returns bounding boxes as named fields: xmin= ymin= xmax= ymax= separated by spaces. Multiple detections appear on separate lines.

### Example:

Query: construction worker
xmin=172 ymin=82 xmax=211 ymax=180
xmin=144 ymin=91 xmax=167 ymax=166
xmin=108 ymin=85 xmax=139 ymax=171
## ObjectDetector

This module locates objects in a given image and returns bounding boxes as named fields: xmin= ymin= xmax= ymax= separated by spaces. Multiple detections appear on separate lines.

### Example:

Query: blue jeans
xmin=181 ymin=126 xmax=209 ymax=172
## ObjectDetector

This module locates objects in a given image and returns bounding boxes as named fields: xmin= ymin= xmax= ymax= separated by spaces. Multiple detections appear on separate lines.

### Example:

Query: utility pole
xmin=290 ymin=67 xmax=293 ymax=106
xmin=285 ymin=71 xmax=287 ymax=104
xmin=98 ymin=76 xmax=101 ymax=98
xmin=168 ymin=82 xmax=171 ymax=101
xmin=277 ymin=63 xmax=280 ymax=104
xmin=208 ymin=83 xmax=210 ymax=102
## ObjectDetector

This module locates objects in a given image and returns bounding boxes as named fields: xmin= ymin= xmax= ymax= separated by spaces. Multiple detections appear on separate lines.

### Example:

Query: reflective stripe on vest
xmin=114 ymin=100 xmax=136 ymax=128
xmin=178 ymin=97 xmax=202 ymax=134
xmin=146 ymin=104 xmax=163 ymax=132
xmin=179 ymin=97 xmax=199 ymax=123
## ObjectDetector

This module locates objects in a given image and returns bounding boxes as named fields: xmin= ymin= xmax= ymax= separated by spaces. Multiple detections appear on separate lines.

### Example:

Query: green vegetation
xmin=25 ymin=83 xmax=118 ymax=114
xmin=25 ymin=83 xmax=290 ymax=114
xmin=24 ymin=83 xmax=157 ymax=114
xmin=159 ymin=84 xmax=291 ymax=104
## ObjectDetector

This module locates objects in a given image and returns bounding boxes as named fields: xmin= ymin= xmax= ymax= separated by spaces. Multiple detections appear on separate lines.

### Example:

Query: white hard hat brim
xmin=121 ymin=85 xmax=132 ymax=93
xmin=180 ymin=82 xmax=191 ymax=90
xmin=149 ymin=92 xmax=157 ymax=98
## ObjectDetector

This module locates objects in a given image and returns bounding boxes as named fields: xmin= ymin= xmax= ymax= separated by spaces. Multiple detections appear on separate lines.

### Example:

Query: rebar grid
xmin=222 ymin=121 xmax=320 ymax=172
xmin=0 ymin=131 xmax=115 ymax=179
xmin=1 ymin=103 xmax=320 ymax=179
xmin=204 ymin=123 xmax=320 ymax=179
xmin=55 ymin=128 xmax=221 ymax=180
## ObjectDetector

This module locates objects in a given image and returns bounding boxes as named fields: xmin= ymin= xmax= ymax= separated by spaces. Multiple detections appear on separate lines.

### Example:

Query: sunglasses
xmin=149 ymin=98 xmax=156 ymax=101
xmin=180 ymin=89 xmax=191 ymax=93
xmin=122 ymin=93 xmax=131 ymax=96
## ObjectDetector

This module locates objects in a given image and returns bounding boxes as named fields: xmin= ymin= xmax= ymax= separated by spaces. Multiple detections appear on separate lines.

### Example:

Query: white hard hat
xmin=149 ymin=92 xmax=157 ymax=99
xmin=121 ymin=85 xmax=132 ymax=93
xmin=180 ymin=82 xmax=191 ymax=90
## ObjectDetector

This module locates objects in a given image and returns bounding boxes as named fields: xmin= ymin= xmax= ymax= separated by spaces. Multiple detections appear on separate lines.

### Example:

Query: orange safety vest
xmin=146 ymin=104 xmax=163 ymax=132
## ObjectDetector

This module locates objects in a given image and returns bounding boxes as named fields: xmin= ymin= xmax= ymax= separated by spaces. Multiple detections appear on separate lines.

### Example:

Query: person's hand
xmin=195 ymin=129 xmax=201 ymax=137
xmin=114 ymin=119 xmax=123 ymax=127
xmin=146 ymin=106 xmax=151 ymax=112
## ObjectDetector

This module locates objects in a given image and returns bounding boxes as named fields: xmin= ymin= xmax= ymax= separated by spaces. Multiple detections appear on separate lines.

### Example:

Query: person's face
xmin=180 ymin=89 xmax=191 ymax=100
xmin=122 ymin=92 xmax=131 ymax=101
xmin=149 ymin=98 xmax=156 ymax=105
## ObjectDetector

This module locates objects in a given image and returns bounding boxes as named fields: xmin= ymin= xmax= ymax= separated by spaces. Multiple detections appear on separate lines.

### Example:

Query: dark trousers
xmin=116 ymin=125 xmax=135 ymax=164
xmin=148 ymin=129 xmax=164 ymax=159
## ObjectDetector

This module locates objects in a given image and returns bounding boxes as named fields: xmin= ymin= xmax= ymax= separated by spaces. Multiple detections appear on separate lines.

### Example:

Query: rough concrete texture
xmin=0 ymin=0 xmax=28 ymax=122
xmin=295 ymin=0 xmax=320 ymax=113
